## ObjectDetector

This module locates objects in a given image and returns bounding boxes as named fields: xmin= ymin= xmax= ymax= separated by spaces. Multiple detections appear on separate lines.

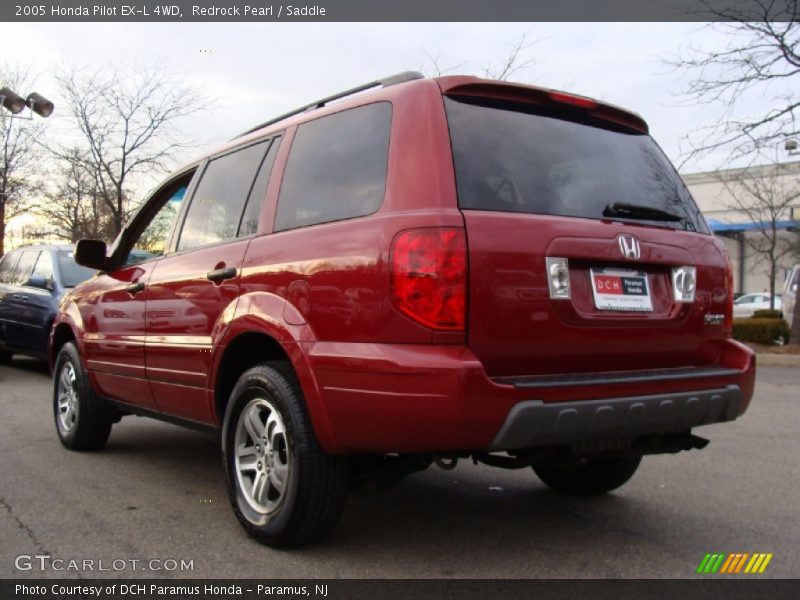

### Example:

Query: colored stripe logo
xmin=697 ymin=553 xmax=773 ymax=574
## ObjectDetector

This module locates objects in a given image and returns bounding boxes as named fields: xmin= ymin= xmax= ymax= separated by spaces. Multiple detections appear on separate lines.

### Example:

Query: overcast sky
xmin=0 ymin=22 xmax=784 ymax=195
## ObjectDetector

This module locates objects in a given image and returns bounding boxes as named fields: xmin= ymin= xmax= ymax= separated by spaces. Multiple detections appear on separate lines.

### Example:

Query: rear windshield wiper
xmin=602 ymin=202 xmax=685 ymax=223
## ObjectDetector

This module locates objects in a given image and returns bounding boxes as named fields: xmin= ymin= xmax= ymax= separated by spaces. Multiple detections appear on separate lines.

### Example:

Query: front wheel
xmin=533 ymin=455 xmax=642 ymax=496
xmin=222 ymin=364 xmax=350 ymax=547
xmin=53 ymin=342 xmax=114 ymax=450
xmin=0 ymin=350 xmax=12 ymax=365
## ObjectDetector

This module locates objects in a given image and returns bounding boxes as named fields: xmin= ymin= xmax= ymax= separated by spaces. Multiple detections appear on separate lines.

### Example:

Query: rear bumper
xmin=490 ymin=385 xmax=742 ymax=451
xmin=304 ymin=339 xmax=755 ymax=454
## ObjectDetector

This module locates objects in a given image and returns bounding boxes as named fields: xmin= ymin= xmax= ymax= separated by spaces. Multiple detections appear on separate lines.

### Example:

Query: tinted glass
xmin=445 ymin=97 xmax=708 ymax=233
xmin=11 ymin=250 xmax=39 ymax=285
xmin=275 ymin=102 xmax=392 ymax=232
xmin=130 ymin=184 xmax=188 ymax=264
xmin=57 ymin=251 xmax=96 ymax=287
xmin=238 ymin=137 xmax=281 ymax=237
xmin=31 ymin=250 xmax=54 ymax=282
xmin=0 ymin=252 xmax=20 ymax=284
xmin=178 ymin=141 xmax=269 ymax=251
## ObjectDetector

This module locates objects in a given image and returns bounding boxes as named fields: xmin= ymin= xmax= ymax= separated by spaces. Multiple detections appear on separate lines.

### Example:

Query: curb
xmin=756 ymin=353 xmax=800 ymax=367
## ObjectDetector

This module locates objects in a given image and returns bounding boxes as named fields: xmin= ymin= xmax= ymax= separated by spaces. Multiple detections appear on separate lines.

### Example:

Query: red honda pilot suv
xmin=50 ymin=72 xmax=755 ymax=547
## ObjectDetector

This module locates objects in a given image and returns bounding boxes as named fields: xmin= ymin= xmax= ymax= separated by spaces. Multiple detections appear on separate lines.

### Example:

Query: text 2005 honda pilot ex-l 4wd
xmin=51 ymin=72 xmax=755 ymax=547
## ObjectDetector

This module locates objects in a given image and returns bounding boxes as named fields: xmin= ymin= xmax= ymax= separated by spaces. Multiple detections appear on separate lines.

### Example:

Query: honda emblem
xmin=618 ymin=235 xmax=641 ymax=260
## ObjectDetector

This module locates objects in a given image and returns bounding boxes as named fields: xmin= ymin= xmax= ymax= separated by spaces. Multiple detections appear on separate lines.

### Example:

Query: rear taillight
xmin=390 ymin=227 xmax=466 ymax=331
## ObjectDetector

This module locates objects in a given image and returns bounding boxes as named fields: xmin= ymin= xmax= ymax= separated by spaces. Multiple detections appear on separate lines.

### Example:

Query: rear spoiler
xmin=436 ymin=76 xmax=649 ymax=134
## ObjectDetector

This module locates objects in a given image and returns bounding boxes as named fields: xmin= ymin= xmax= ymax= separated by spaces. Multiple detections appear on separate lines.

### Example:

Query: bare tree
xmin=717 ymin=162 xmax=800 ymax=308
xmin=47 ymin=61 xmax=210 ymax=237
xmin=422 ymin=30 xmax=539 ymax=81
xmin=0 ymin=64 xmax=46 ymax=256
xmin=36 ymin=148 xmax=112 ymax=242
xmin=481 ymin=30 xmax=539 ymax=81
xmin=668 ymin=0 xmax=799 ymax=165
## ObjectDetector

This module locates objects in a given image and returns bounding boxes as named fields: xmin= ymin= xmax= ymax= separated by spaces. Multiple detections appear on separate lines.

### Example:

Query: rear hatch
xmin=441 ymin=81 xmax=731 ymax=378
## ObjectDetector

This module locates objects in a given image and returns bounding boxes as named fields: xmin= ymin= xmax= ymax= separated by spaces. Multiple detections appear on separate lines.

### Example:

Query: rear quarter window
xmin=274 ymin=102 xmax=392 ymax=232
xmin=0 ymin=252 xmax=20 ymax=284
xmin=11 ymin=250 xmax=40 ymax=286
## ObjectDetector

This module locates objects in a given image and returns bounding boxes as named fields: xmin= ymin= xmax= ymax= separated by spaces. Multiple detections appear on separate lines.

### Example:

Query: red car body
xmin=50 ymin=74 xmax=755 ymax=457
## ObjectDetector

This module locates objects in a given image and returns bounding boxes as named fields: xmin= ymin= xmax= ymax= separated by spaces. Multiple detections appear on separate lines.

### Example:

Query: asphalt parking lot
xmin=0 ymin=358 xmax=798 ymax=579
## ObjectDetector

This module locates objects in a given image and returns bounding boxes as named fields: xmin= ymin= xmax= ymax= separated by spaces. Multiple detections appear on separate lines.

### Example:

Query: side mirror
xmin=27 ymin=275 xmax=52 ymax=291
xmin=75 ymin=239 xmax=108 ymax=270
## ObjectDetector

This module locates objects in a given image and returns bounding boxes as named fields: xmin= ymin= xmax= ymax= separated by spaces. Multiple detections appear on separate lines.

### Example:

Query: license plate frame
xmin=589 ymin=268 xmax=653 ymax=312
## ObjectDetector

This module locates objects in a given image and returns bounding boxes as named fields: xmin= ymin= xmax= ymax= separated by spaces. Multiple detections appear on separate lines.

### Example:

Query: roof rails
xmin=235 ymin=71 xmax=424 ymax=138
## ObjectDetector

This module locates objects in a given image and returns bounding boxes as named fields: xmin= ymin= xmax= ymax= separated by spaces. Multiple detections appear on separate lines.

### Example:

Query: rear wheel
xmin=53 ymin=342 xmax=114 ymax=451
xmin=533 ymin=456 xmax=642 ymax=496
xmin=222 ymin=364 xmax=350 ymax=547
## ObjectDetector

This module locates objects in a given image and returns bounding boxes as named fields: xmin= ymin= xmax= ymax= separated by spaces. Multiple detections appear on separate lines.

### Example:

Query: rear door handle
xmin=124 ymin=281 xmax=145 ymax=295
xmin=206 ymin=266 xmax=237 ymax=282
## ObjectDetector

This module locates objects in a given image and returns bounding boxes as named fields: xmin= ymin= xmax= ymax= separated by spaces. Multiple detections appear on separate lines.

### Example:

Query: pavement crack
xmin=0 ymin=496 xmax=51 ymax=555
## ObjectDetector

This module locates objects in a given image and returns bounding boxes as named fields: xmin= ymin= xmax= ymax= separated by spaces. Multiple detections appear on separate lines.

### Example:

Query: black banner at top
xmin=2 ymin=0 xmax=799 ymax=22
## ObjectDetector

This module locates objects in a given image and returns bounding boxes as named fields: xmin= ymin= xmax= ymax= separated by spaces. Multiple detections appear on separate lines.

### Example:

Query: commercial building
xmin=683 ymin=160 xmax=800 ymax=295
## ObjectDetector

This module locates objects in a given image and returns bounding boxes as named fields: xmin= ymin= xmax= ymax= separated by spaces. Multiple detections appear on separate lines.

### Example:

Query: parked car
xmin=50 ymin=72 xmax=756 ymax=547
xmin=784 ymin=264 xmax=799 ymax=329
xmin=0 ymin=245 xmax=95 ymax=363
xmin=732 ymin=293 xmax=783 ymax=318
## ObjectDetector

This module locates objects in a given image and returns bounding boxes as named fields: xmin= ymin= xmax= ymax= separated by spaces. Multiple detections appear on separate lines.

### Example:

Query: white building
xmin=683 ymin=161 xmax=800 ymax=295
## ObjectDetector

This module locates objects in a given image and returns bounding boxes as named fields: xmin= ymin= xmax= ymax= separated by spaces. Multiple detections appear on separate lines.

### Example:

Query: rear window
xmin=444 ymin=96 xmax=708 ymax=233
xmin=58 ymin=251 xmax=95 ymax=288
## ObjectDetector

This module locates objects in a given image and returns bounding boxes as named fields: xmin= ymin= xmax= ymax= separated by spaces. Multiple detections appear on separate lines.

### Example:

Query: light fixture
xmin=672 ymin=266 xmax=697 ymax=303
xmin=0 ymin=87 xmax=26 ymax=114
xmin=25 ymin=92 xmax=54 ymax=118
xmin=546 ymin=257 xmax=571 ymax=299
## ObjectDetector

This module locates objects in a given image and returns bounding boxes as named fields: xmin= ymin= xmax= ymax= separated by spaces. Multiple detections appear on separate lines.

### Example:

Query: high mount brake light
xmin=548 ymin=90 xmax=598 ymax=110
xmin=390 ymin=228 xmax=466 ymax=331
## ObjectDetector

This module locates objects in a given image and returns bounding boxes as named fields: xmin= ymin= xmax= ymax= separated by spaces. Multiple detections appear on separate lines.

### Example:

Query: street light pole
xmin=0 ymin=87 xmax=54 ymax=256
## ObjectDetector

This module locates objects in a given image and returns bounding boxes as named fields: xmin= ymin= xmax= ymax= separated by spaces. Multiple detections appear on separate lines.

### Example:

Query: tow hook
xmin=434 ymin=455 xmax=459 ymax=470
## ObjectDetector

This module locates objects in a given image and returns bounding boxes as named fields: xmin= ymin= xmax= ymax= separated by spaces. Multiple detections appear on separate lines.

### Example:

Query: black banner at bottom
xmin=2 ymin=579 xmax=799 ymax=600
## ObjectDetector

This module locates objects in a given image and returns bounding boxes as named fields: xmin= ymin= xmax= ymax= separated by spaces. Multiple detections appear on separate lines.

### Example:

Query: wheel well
xmin=51 ymin=324 xmax=76 ymax=364
xmin=215 ymin=332 xmax=293 ymax=423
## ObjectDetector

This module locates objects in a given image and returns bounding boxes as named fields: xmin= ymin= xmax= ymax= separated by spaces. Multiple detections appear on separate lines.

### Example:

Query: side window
xmin=126 ymin=176 xmax=192 ymax=266
xmin=238 ymin=136 xmax=281 ymax=237
xmin=11 ymin=250 xmax=40 ymax=286
xmin=178 ymin=141 xmax=270 ymax=251
xmin=0 ymin=252 xmax=20 ymax=284
xmin=30 ymin=250 xmax=54 ymax=283
xmin=274 ymin=102 xmax=392 ymax=232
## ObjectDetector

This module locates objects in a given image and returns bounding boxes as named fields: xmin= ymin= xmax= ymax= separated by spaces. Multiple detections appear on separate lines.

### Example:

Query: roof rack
xmin=235 ymin=71 xmax=424 ymax=138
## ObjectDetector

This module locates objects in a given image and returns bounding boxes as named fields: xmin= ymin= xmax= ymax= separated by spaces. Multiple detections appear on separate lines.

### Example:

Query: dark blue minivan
xmin=0 ymin=245 xmax=95 ymax=363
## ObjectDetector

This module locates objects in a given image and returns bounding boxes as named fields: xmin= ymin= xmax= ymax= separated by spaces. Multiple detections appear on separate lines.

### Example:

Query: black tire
xmin=0 ymin=350 xmax=11 ymax=365
xmin=222 ymin=364 xmax=350 ymax=548
xmin=533 ymin=455 xmax=642 ymax=496
xmin=53 ymin=342 xmax=113 ymax=451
